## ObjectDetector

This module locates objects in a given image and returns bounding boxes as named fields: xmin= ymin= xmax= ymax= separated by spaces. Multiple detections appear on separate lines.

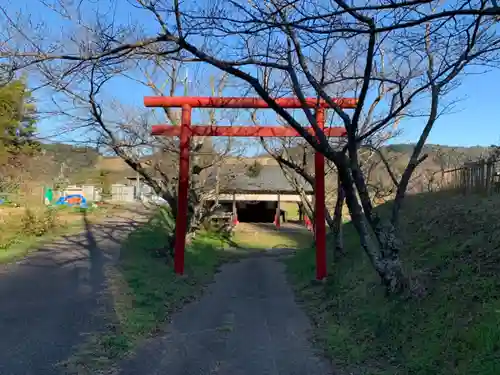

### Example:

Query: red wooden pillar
xmin=315 ymin=109 xmax=327 ymax=280
xmin=173 ymin=105 xmax=192 ymax=275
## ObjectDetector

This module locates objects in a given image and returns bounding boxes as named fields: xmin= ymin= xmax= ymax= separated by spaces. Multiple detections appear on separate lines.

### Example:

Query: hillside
xmin=274 ymin=142 xmax=492 ymax=166
xmin=39 ymin=143 xmax=101 ymax=181
xmin=263 ymin=142 xmax=495 ymax=198
xmin=385 ymin=143 xmax=493 ymax=164
xmin=286 ymin=191 xmax=500 ymax=375
xmin=41 ymin=143 xmax=100 ymax=169
xmin=33 ymin=142 xmax=494 ymax=188
xmin=39 ymin=144 xmax=144 ymax=183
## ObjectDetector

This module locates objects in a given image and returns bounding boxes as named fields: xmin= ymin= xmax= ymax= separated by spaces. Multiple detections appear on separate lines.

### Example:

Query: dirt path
xmin=0 ymin=210 xmax=148 ymax=375
xmin=118 ymin=252 xmax=332 ymax=375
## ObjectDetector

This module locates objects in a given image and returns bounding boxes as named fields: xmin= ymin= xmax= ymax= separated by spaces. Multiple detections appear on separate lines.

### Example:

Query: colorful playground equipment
xmin=55 ymin=194 xmax=88 ymax=208
xmin=43 ymin=186 xmax=89 ymax=209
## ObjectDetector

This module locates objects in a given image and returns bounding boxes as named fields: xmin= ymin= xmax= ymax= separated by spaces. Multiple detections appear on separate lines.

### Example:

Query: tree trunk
xmin=325 ymin=208 xmax=335 ymax=233
xmin=343 ymin=149 xmax=409 ymax=293
xmin=155 ymin=233 xmax=175 ymax=259
xmin=336 ymin=157 xmax=407 ymax=294
xmin=371 ymin=218 xmax=407 ymax=293
xmin=332 ymin=175 xmax=345 ymax=256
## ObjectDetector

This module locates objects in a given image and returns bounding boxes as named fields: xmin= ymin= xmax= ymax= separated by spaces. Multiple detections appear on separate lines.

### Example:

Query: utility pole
xmin=183 ymin=68 xmax=190 ymax=96
xmin=136 ymin=171 xmax=140 ymax=200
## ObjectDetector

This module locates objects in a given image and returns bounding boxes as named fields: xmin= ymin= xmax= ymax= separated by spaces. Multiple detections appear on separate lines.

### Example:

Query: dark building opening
xmin=237 ymin=201 xmax=277 ymax=223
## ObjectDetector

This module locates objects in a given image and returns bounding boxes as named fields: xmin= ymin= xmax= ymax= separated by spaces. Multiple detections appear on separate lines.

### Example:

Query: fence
xmin=439 ymin=159 xmax=500 ymax=195
xmin=0 ymin=182 xmax=157 ymax=206
xmin=61 ymin=183 xmax=159 ymax=203
xmin=62 ymin=184 xmax=140 ymax=203
xmin=110 ymin=184 xmax=136 ymax=202
xmin=61 ymin=185 xmax=102 ymax=202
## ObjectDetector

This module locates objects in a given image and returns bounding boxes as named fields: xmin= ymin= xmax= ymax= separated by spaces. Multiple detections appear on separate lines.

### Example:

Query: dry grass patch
xmin=233 ymin=223 xmax=313 ymax=249
xmin=0 ymin=203 xmax=130 ymax=264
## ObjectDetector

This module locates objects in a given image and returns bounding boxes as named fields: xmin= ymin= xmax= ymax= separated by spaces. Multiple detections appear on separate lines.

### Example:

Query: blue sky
xmin=5 ymin=0 xmax=500 ymax=148
xmin=35 ymin=58 xmax=499 ymax=149
xmin=396 ymin=70 xmax=500 ymax=147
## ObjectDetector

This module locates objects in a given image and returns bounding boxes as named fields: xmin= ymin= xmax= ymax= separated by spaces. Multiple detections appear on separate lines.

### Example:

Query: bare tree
xmin=2 ymin=0 xmax=500 ymax=293
xmin=258 ymin=88 xmax=401 ymax=258
xmin=9 ymin=43 xmax=234 ymax=256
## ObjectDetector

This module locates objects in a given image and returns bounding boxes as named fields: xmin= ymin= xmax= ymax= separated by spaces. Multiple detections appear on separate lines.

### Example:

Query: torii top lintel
xmin=144 ymin=96 xmax=357 ymax=109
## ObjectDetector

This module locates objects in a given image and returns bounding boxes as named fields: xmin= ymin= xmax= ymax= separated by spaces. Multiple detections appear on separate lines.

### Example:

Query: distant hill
xmin=268 ymin=143 xmax=493 ymax=166
xmin=36 ymin=141 xmax=495 ymax=189
xmin=384 ymin=143 xmax=493 ymax=163
xmin=256 ymin=142 xmax=497 ymax=198
xmin=40 ymin=143 xmax=100 ymax=173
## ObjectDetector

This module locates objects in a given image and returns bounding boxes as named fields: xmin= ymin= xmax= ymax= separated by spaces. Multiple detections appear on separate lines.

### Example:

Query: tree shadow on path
xmin=0 ymin=210 xmax=146 ymax=375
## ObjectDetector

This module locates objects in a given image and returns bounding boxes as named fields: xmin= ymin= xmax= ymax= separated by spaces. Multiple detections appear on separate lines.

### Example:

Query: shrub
xmin=245 ymin=161 xmax=263 ymax=178
xmin=21 ymin=208 xmax=58 ymax=237
xmin=0 ymin=233 xmax=19 ymax=250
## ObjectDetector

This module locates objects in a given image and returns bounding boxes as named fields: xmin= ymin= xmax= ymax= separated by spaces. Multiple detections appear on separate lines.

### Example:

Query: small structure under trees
xmin=208 ymin=160 xmax=314 ymax=225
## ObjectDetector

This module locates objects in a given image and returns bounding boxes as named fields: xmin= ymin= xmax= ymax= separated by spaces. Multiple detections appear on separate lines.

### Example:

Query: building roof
xmin=123 ymin=157 xmax=313 ymax=194
xmin=214 ymin=163 xmax=313 ymax=194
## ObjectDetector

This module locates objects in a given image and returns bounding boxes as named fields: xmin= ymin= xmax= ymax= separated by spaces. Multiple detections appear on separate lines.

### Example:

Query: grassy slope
xmin=286 ymin=192 xmax=500 ymax=375
xmin=65 ymin=207 xmax=238 ymax=374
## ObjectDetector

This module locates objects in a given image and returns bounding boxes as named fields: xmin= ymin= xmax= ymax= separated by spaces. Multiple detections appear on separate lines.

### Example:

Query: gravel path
xmin=118 ymin=252 xmax=333 ymax=375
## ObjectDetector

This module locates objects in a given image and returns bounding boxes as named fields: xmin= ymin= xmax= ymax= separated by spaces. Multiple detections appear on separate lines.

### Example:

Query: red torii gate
xmin=145 ymin=96 xmax=356 ymax=280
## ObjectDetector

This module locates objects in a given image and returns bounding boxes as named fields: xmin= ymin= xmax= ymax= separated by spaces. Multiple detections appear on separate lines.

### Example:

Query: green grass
xmin=0 ymin=204 xmax=125 ymax=264
xmin=286 ymin=191 xmax=500 ymax=375
xmin=281 ymin=202 xmax=300 ymax=221
xmin=232 ymin=226 xmax=313 ymax=249
xmin=63 ymin=207 xmax=238 ymax=374
xmin=0 ymin=221 xmax=84 ymax=264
